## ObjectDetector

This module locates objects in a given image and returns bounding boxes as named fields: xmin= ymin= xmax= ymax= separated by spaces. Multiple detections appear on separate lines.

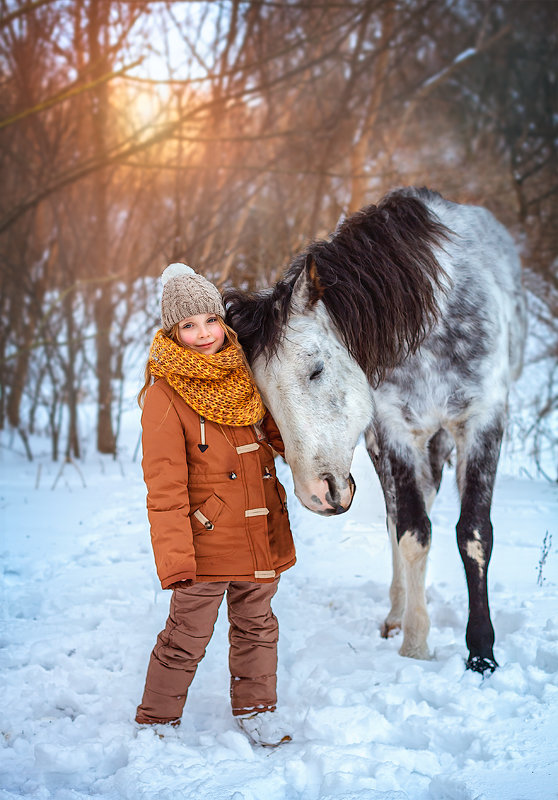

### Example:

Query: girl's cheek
xmin=178 ymin=329 xmax=193 ymax=346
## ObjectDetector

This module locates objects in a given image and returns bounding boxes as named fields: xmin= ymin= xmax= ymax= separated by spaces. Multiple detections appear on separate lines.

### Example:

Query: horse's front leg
xmin=454 ymin=419 xmax=503 ymax=673
xmin=388 ymin=450 xmax=432 ymax=660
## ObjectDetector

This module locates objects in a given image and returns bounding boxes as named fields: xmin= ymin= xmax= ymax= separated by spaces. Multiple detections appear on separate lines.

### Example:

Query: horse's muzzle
xmin=299 ymin=472 xmax=356 ymax=516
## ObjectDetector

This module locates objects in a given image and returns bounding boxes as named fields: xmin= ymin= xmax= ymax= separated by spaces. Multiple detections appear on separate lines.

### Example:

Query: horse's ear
xmin=291 ymin=254 xmax=324 ymax=312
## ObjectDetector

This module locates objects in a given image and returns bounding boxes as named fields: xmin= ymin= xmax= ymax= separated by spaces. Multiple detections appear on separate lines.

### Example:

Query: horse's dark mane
xmin=225 ymin=188 xmax=450 ymax=386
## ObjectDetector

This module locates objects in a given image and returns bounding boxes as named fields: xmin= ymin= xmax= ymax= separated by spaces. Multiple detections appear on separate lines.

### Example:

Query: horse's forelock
xmin=224 ymin=270 xmax=300 ymax=364
xmin=307 ymin=193 xmax=450 ymax=385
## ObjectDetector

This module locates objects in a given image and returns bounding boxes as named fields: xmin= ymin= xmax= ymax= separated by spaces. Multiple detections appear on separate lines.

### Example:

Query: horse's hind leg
xmin=367 ymin=441 xmax=405 ymax=638
xmin=454 ymin=418 xmax=504 ymax=673
xmin=373 ymin=441 xmax=432 ymax=659
xmin=426 ymin=429 xmax=454 ymax=509
xmin=383 ymin=516 xmax=406 ymax=637
xmin=380 ymin=430 xmax=451 ymax=644
xmin=392 ymin=451 xmax=432 ymax=659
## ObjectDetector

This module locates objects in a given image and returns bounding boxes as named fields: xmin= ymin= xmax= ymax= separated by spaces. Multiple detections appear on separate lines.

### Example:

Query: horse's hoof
xmin=466 ymin=655 xmax=498 ymax=674
xmin=380 ymin=621 xmax=401 ymax=639
xmin=399 ymin=643 xmax=431 ymax=660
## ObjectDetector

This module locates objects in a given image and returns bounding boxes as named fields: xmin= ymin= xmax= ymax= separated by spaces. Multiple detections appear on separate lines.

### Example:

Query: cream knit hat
xmin=160 ymin=263 xmax=225 ymax=332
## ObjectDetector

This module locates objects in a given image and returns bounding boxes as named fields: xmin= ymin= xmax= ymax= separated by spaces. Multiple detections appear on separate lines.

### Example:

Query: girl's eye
xmin=309 ymin=363 xmax=324 ymax=381
xmin=207 ymin=317 xmax=217 ymax=323
xmin=181 ymin=323 xmax=192 ymax=329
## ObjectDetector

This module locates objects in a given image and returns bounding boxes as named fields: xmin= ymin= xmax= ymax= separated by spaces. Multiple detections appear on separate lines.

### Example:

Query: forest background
xmin=0 ymin=0 xmax=556 ymax=473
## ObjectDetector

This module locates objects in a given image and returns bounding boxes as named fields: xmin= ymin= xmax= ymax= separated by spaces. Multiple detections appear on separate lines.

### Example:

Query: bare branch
xmin=0 ymin=58 xmax=143 ymax=130
xmin=0 ymin=0 xmax=57 ymax=29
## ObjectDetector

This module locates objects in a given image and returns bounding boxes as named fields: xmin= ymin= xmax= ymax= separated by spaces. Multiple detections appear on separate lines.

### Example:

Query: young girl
xmin=135 ymin=263 xmax=296 ymax=747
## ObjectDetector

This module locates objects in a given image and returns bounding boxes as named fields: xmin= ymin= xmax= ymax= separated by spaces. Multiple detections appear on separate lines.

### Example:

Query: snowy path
xmin=1 ymin=433 xmax=557 ymax=800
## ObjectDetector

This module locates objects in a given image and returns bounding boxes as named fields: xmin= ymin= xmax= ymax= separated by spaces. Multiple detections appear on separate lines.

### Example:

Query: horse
xmin=225 ymin=187 xmax=526 ymax=674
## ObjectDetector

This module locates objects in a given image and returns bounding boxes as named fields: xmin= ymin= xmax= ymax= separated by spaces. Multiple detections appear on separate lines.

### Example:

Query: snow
xmin=1 ymin=406 xmax=557 ymax=800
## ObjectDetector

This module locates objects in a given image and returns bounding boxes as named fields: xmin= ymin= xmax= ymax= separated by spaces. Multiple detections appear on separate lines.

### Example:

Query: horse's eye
xmin=309 ymin=363 xmax=324 ymax=381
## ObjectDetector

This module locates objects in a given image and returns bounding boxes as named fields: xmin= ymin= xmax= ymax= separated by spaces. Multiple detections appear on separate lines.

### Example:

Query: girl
xmin=135 ymin=263 xmax=295 ymax=747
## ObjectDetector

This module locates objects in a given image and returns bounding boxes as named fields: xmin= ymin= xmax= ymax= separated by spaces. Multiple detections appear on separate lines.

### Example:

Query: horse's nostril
xmin=323 ymin=473 xmax=338 ymax=505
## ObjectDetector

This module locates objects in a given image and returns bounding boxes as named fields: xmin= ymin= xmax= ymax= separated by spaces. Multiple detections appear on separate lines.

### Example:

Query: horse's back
xmin=421 ymin=189 xmax=522 ymax=291
xmin=420 ymin=189 xmax=526 ymax=380
xmin=378 ymin=189 xmax=526 ymax=432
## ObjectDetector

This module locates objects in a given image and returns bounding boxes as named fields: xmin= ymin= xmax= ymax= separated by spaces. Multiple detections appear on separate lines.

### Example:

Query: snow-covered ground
xmin=1 ymin=402 xmax=557 ymax=800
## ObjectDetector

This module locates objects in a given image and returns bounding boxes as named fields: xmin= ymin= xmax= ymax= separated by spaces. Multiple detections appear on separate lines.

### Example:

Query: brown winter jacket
xmin=141 ymin=378 xmax=296 ymax=589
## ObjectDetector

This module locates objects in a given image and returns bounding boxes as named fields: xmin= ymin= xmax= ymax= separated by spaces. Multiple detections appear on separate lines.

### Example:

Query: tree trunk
xmin=88 ymin=0 xmax=116 ymax=454
xmin=6 ymin=278 xmax=33 ymax=430
xmin=95 ymin=285 xmax=115 ymax=454
xmin=348 ymin=0 xmax=394 ymax=214
xmin=64 ymin=290 xmax=81 ymax=459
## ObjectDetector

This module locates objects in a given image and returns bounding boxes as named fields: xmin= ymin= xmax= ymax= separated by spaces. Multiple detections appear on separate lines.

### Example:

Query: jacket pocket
xmin=191 ymin=493 xmax=225 ymax=532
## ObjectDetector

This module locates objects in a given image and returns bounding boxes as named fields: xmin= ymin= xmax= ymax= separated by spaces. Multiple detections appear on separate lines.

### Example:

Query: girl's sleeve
xmin=141 ymin=383 xmax=197 ymax=588
xmin=261 ymin=410 xmax=286 ymax=457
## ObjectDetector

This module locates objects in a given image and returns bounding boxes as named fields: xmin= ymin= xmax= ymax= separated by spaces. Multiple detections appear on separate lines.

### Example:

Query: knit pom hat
xmin=160 ymin=263 xmax=225 ymax=332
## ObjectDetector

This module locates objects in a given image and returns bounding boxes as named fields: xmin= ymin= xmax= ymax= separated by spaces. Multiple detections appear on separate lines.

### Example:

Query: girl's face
xmin=177 ymin=313 xmax=226 ymax=355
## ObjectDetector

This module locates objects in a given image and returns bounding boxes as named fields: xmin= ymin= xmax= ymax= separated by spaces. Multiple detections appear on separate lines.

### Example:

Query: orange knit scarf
xmin=149 ymin=330 xmax=265 ymax=426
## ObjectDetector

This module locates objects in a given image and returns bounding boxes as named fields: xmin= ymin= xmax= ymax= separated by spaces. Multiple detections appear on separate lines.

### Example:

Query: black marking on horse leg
xmin=428 ymin=429 xmax=454 ymax=494
xmin=457 ymin=420 xmax=503 ymax=674
xmin=389 ymin=454 xmax=431 ymax=548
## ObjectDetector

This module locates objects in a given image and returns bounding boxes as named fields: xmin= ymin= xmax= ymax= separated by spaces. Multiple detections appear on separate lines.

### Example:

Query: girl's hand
xmin=171 ymin=579 xmax=195 ymax=589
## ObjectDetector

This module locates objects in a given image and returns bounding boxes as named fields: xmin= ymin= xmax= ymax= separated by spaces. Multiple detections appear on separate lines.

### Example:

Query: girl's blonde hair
xmin=137 ymin=317 xmax=248 ymax=408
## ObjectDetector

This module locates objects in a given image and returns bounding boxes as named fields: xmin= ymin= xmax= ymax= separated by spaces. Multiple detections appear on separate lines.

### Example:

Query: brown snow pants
xmin=135 ymin=578 xmax=280 ymax=724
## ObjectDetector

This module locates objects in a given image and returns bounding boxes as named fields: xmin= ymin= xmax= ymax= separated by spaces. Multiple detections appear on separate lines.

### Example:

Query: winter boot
xmin=236 ymin=709 xmax=292 ymax=747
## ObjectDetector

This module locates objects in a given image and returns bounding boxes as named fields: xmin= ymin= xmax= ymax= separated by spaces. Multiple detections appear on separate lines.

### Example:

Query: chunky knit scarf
xmin=149 ymin=330 xmax=265 ymax=426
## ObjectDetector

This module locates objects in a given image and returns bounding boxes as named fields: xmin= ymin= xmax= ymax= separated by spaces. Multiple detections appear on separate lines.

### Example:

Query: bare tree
xmin=1 ymin=0 xmax=555 ymax=465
